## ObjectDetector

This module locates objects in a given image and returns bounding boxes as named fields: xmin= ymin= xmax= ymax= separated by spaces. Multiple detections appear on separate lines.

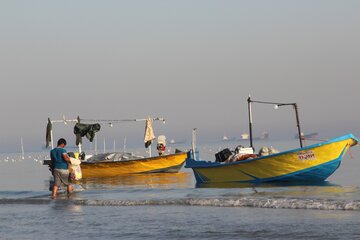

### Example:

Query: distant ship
xmin=222 ymin=136 xmax=236 ymax=142
xmin=169 ymin=139 xmax=187 ymax=145
xmin=237 ymin=132 xmax=269 ymax=141
xmin=240 ymin=133 xmax=249 ymax=140
xmin=257 ymin=131 xmax=269 ymax=140
xmin=295 ymin=132 xmax=319 ymax=140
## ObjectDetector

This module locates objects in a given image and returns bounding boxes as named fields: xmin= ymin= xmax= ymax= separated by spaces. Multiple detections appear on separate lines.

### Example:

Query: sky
xmin=0 ymin=0 xmax=359 ymax=152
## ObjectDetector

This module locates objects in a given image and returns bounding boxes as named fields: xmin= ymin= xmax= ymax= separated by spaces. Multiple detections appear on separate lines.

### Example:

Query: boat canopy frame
xmin=47 ymin=115 xmax=166 ymax=156
xmin=247 ymin=96 xmax=303 ymax=150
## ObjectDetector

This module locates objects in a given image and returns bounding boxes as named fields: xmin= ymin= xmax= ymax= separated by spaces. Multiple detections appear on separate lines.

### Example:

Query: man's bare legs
xmin=51 ymin=186 xmax=58 ymax=199
xmin=67 ymin=185 xmax=73 ymax=195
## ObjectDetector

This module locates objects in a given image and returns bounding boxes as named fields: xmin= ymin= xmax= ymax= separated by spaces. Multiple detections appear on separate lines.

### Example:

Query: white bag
xmin=69 ymin=157 xmax=82 ymax=180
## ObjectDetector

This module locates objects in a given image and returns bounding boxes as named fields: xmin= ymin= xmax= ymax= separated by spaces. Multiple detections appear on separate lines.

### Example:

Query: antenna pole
xmin=123 ymin=136 xmax=127 ymax=153
xmin=77 ymin=116 xmax=82 ymax=154
xmin=95 ymin=135 xmax=98 ymax=155
xmin=21 ymin=137 xmax=25 ymax=160
xmin=247 ymin=96 xmax=254 ymax=150
xmin=50 ymin=129 xmax=54 ymax=149
xmin=294 ymin=104 xmax=303 ymax=148
xmin=192 ymin=128 xmax=197 ymax=160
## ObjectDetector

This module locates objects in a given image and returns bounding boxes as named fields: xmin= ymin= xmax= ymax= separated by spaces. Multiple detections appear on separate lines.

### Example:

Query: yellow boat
xmin=80 ymin=152 xmax=187 ymax=178
xmin=44 ymin=115 xmax=187 ymax=179
xmin=44 ymin=152 xmax=187 ymax=178
xmin=185 ymin=134 xmax=358 ymax=184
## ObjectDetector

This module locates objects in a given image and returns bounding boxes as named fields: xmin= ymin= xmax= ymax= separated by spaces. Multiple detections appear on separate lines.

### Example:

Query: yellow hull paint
xmin=191 ymin=136 xmax=357 ymax=183
xmin=80 ymin=152 xmax=187 ymax=178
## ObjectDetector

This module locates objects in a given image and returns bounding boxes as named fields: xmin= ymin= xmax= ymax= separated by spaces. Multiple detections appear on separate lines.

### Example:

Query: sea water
xmin=1 ymin=140 xmax=360 ymax=239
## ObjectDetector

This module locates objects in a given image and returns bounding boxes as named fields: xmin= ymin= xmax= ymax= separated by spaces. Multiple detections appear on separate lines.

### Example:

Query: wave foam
xmin=2 ymin=197 xmax=360 ymax=211
xmin=77 ymin=197 xmax=360 ymax=211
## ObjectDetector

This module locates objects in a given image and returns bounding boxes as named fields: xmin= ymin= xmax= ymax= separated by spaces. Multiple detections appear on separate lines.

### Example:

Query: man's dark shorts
xmin=53 ymin=169 xmax=70 ymax=187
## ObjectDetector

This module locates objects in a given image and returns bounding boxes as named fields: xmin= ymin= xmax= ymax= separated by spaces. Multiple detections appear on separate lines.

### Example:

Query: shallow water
xmin=1 ymin=140 xmax=360 ymax=239
xmin=2 ymin=204 xmax=360 ymax=240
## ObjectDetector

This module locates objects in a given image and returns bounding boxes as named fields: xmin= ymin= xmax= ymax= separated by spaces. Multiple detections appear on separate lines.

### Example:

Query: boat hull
xmin=81 ymin=152 xmax=187 ymax=178
xmin=185 ymin=134 xmax=358 ymax=184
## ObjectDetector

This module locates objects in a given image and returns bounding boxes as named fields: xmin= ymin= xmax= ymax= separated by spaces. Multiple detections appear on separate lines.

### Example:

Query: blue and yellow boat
xmin=186 ymin=97 xmax=358 ymax=185
xmin=186 ymin=134 xmax=358 ymax=184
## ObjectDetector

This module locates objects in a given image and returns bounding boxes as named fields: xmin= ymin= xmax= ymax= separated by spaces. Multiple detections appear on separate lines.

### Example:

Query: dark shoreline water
xmin=1 ymin=203 xmax=360 ymax=240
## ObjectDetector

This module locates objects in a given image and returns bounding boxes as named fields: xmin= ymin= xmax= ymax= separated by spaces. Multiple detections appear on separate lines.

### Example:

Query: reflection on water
xmin=196 ymin=180 xmax=336 ymax=189
xmin=196 ymin=181 xmax=360 ymax=200
xmin=252 ymin=185 xmax=360 ymax=200
xmin=50 ymin=199 xmax=84 ymax=213
xmin=80 ymin=172 xmax=193 ymax=190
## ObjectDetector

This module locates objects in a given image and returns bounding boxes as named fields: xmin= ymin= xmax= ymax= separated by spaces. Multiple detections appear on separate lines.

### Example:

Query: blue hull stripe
xmin=193 ymin=152 xmax=345 ymax=184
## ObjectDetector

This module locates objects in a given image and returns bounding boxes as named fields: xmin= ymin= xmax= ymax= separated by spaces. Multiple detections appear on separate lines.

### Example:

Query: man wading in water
xmin=50 ymin=138 xmax=73 ymax=198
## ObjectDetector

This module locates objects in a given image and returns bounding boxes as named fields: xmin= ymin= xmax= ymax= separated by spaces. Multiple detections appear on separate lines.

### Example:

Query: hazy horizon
xmin=1 ymin=1 xmax=359 ymax=152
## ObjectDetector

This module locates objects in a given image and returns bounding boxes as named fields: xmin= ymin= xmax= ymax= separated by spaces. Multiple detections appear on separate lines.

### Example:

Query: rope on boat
xmin=80 ymin=117 xmax=165 ymax=124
